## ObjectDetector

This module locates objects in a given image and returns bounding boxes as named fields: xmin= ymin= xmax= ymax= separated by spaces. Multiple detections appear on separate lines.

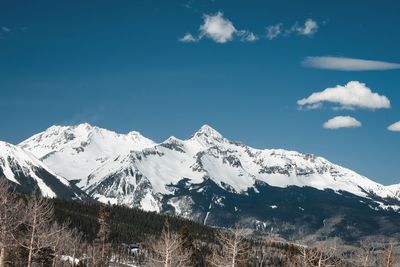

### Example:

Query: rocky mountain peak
xmin=192 ymin=124 xmax=224 ymax=142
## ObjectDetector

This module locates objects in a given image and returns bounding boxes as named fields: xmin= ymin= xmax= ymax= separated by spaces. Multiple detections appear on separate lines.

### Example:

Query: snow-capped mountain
xmin=0 ymin=141 xmax=86 ymax=199
xmin=20 ymin=123 xmax=155 ymax=181
xmin=83 ymin=124 xmax=396 ymax=208
xmin=16 ymin=123 xmax=400 ymax=239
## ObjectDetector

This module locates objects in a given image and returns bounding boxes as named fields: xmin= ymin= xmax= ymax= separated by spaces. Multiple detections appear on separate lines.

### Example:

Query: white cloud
xmin=297 ymin=81 xmax=391 ymax=110
xmin=266 ymin=19 xmax=318 ymax=40
xmin=323 ymin=116 xmax=362 ymax=129
xmin=199 ymin=12 xmax=237 ymax=43
xmin=180 ymin=12 xmax=257 ymax=44
xmin=179 ymin=33 xmax=197 ymax=42
xmin=295 ymin=19 xmax=318 ymax=36
xmin=179 ymin=12 xmax=258 ymax=44
xmin=388 ymin=121 xmax=400 ymax=132
xmin=238 ymin=30 xmax=258 ymax=42
xmin=266 ymin=24 xmax=282 ymax=40
xmin=302 ymin=56 xmax=400 ymax=71
xmin=181 ymin=14 xmax=319 ymax=43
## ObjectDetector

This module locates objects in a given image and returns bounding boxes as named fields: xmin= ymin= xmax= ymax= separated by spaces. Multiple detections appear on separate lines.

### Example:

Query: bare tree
xmin=309 ymin=239 xmax=341 ymax=267
xmin=381 ymin=243 xmax=396 ymax=267
xmin=85 ymin=243 xmax=102 ymax=267
xmin=291 ymin=244 xmax=311 ymax=267
xmin=147 ymin=221 xmax=192 ymax=267
xmin=207 ymin=228 xmax=249 ymax=267
xmin=21 ymin=194 xmax=55 ymax=267
xmin=349 ymin=239 xmax=379 ymax=267
xmin=46 ymin=222 xmax=83 ymax=267
xmin=65 ymin=228 xmax=84 ymax=266
xmin=0 ymin=178 xmax=23 ymax=267
xmin=290 ymin=238 xmax=342 ymax=267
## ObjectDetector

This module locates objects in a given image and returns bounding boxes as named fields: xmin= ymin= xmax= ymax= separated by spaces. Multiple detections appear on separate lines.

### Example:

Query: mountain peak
xmin=19 ymin=123 xmax=156 ymax=180
xmin=194 ymin=124 xmax=223 ymax=140
xmin=46 ymin=122 xmax=93 ymax=131
xmin=127 ymin=131 xmax=156 ymax=146
xmin=127 ymin=130 xmax=144 ymax=138
xmin=75 ymin=122 xmax=94 ymax=130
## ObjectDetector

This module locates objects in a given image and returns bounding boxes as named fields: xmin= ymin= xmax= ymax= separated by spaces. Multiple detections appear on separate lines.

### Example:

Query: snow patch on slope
xmin=387 ymin=184 xmax=400 ymax=198
xmin=0 ymin=141 xmax=71 ymax=197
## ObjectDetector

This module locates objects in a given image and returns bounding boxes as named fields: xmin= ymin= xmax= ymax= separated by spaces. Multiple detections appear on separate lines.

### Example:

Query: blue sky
xmin=0 ymin=0 xmax=399 ymax=185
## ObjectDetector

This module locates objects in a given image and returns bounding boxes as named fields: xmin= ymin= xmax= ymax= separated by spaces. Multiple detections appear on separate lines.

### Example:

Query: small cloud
xmin=238 ymin=30 xmax=258 ymax=42
xmin=183 ymin=0 xmax=193 ymax=9
xmin=303 ymin=56 xmax=400 ymax=71
xmin=199 ymin=12 xmax=237 ymax=43
xmin=388 ymin=121 xmax=400 ymax=132
xmin=294 ymin=19 xmax=318 ymax=36
xmin=179 ymin=33 xmax=197 ymax=42
xmin=298 ymin=103 xmax=323 ymax=110
xmin=297 ymin=81 xmax=390 ymax=110
xmin=266 ymin=24 xmax=281 ymax=40
xmin=266 ymin=19 xmax=318 ymax=40
xmin=180 ymin=12 xmax=257 ymax=44
xmin=323 ymin=116 xmax=362 ymax=129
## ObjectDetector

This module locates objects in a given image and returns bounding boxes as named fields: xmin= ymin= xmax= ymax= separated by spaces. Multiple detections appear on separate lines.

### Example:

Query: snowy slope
xmin=83 ymin=125 xmax=397 ymax=210
xmin=388 ymin=184 xmax=400 ymax=198
xmin=0 ymin=141 xmax=85 ymax=199
xmin=19 ymin=123 xmax=155 ymax=181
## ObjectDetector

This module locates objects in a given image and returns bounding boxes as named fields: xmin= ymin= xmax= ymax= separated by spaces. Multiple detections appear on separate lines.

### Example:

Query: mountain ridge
xmin=19 ymin=123 xmax=155 ymax=181
xmin=4 ymin=123 xmax=399 ymax=239
xmin=18 ymin=123 xmax=397 ymax=201
xmin=0 ymin=140 xmax=86 ymax=199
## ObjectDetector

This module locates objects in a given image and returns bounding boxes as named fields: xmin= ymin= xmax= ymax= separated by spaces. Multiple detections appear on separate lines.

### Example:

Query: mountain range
xmin=2 ymin=123 xmax=400 ymax=240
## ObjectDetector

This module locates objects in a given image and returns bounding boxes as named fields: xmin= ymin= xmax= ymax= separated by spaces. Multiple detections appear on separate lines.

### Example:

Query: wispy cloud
xmin=183 ymin=0 xmax=194 ymax=9
xmin=1 ymin=26 xmax=10 ymax=33
xmin=265 ymin=19 xmax=319 ymax=40
xmin=293 ymin=19 xmax=318 ymax=36
xmin=0 ymin=26 xmax=28 ymax=39
xmin=388 ymin=121 xmax=400 ymax=132
xmin=179 ymin=12 xmax=257 ymax=44
xmin=238 ymin=30 xmax=258 ymax=42
xmin=266 ymin=24 xmax=282 ymax=40
xmin=179 ymin=33 xmax=197 ymax=43
xmin=323 ymin=116 xmax=362 ymax=129
xmin=302 ymin=56 xmax=400 ymax=71
xmin=297 ymin=81 xmax=391 ymax=110
xmin=0 ymin=26 xmax=11 ymax=39
xmin=180 ymin=14 xmax=319 ymax=43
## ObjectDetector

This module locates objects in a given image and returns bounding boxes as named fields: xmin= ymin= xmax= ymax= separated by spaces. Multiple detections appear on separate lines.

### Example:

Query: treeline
xmin=1 ymin=177 xmax=399 ymax=267
xmin=52 ymin=198 xmax=215 ymax=244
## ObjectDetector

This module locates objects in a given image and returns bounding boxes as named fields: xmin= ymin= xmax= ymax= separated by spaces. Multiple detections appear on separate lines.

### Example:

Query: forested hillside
xmin=1 ymin=178 xmax=399 ymax=266
xmin=52 ymin=198 xmax=216 ymax=244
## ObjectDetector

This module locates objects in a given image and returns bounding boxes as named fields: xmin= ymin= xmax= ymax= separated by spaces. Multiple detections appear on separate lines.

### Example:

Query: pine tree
xmin=179 ymin=225 xmax=194 ymax=253
xmin=94 ymin=205 xmax=111 ymax=267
